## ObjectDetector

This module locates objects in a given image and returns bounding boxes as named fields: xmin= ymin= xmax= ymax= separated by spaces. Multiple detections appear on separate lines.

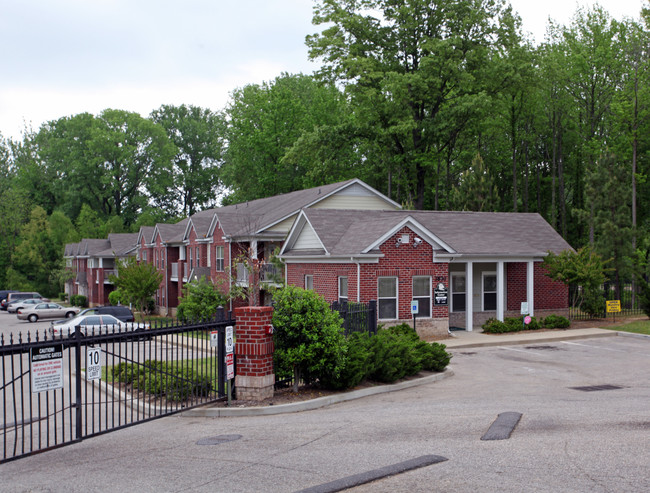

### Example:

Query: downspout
xmin=354 ymin=258 xmax=360 ymax=302
xmin=228 ymin=239 xmax=233 ymax=312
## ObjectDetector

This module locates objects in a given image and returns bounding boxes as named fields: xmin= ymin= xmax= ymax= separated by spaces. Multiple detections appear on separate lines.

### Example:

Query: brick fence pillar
xmin=234 ymin=306 xmax=275 ymax=400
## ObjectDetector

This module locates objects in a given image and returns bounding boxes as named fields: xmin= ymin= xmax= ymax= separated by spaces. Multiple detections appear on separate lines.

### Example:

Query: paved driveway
xmin=1 ymin=335 xmax=648 ymax=492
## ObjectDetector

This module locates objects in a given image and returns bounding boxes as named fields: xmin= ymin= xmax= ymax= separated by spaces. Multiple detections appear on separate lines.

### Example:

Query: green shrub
xmin=482 ymin=317 xmax=508 ymax=333
xmin=272 ymin=285 xmax=347 ymax=391
xmin=108 ymin=289 xmax=124 ymax=306
xmin=320 ymin=333 xmax=372 ymax=390
xmin=482 ymin=316 xmax=541 ymax=333
xmin=70 ymin=294 xmax=88 ymax=308
xmin=112 ymin=360 xmax=212 ymax=401
xmin=581 ymin=288 xmax=605 ymax=318
xmin=59 ymin=292 xmax=68 ymax=301
xmin=416 ymin=341 xmax=452 ymax=372
xmin=542 ymin=314 xmax=570 ymax=328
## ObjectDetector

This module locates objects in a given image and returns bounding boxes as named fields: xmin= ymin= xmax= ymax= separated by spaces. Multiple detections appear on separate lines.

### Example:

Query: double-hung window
xmin=482 ymin=272 xmax=497 ymax=311
xmin=451 ymin=273 xmax=466 ymax=312
xmin=305 ymin=275 xmax=314 ymax=290
xmin=196 ymin=246 xmax=200 ymax=268
xmin=338 ymin=277 xmax=348 ymax=303
xmin=215 ymin=246 xmax=224 ymax=271
xmin=378 ymin=277 xmax=398 ymax=319
xmin=412 ymin=276 xmax=431 ymax=317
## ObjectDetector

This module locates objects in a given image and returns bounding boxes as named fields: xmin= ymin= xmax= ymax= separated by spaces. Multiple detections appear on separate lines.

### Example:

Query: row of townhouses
xmin=64 ymin=179 xmax=572 ymax=338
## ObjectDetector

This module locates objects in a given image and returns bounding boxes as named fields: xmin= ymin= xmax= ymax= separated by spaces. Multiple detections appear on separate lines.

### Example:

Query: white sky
xmin=0 ymin=0 xmax=646 ymax=141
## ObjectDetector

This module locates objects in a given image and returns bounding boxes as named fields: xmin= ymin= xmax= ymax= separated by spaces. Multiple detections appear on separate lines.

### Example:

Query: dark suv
xmin=2 ymin=292 xmax=43 ymax=311
xmin=77 ymin=306 xmax=135 ymax=322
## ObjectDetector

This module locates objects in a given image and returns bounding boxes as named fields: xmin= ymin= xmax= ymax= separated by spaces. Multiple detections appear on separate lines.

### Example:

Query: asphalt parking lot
xmin=1 ymin=334 xmax=648 ymax=492
xmin=0 ymin=309 xmax=53 ymax=341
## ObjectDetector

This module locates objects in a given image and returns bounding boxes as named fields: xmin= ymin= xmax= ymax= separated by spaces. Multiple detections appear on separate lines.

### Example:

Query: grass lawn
xmin=604 ymin=318 xmax=650 ymax=335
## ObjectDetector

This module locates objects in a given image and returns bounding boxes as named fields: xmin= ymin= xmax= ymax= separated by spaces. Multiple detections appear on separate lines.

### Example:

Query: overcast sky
xmin=1 ymin=0 xmax=646 ymax=141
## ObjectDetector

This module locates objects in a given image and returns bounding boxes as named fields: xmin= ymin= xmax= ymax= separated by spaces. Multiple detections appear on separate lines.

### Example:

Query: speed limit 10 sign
xmin=86 ymin=347 xmax=102 ymax=381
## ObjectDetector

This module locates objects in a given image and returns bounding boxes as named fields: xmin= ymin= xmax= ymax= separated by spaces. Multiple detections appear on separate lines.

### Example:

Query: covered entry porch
xmin=447 ymin=258 xmax=537 ymax=331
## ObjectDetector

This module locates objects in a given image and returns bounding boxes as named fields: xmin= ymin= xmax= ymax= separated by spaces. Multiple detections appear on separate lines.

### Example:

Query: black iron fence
xmin=275 ymin=300 xmax=378 ymax=389
xmin=569 ymin=281 xmax=645 ymax=320
xmin=331 ymin=300 xmax=378 ymax=336
xmin=1 ymin=313 xmax=234 ymax=463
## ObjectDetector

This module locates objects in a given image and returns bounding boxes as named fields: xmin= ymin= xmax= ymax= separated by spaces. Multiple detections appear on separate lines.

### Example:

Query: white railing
xmin=236 ymin=263 xmax=249 ymax=286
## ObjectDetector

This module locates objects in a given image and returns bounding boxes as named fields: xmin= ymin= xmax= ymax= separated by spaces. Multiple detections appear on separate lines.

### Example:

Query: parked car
xmin=7 ymin=298 xmax=46 ymax=313
xmin=0 ymin=290 xmax=17 ymax=310
xmin=49 ymin=314 xmax=148 ymax=338
xmin=76 ymin=305 xmax=135 ymax=322
xmin=17 ymin=303 xmax=80 ymax=322
xmin=2 ymin=292 xmax=45 ymax=311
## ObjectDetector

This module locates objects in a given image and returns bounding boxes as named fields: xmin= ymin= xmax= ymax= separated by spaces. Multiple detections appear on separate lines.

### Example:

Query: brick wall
xmin=234 ymin=306 xmax=274 ymax=400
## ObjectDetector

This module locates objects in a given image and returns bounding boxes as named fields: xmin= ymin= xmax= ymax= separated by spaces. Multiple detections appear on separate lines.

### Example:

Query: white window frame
xmin=338 ymin=276 xmax=348 ymax=303
xmin=189 ymin=248 xmax=193 ymax=269
xmin=305 ymin=275 xmax=314 ymax=290
xmin=378 ymin=276 xmax=398 ymax=320
xmin=196 ymin=246 xmax=200 ymax=268
xmin=451 ymin=272 xmax=466 ymax=313
xmin=207 ymin=244 xmax=211 ymax=268
xmin=215 ymin=246 xmax=224 ymax=272
xmin=482 ymin=271 xmax=497 ymax=312
xmin=412 ymin=276 xmax=431 ymax=318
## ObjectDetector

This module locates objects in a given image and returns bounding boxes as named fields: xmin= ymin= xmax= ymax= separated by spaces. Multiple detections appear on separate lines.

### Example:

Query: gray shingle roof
xmin=285 ymin=210 xmax=573 ymax=258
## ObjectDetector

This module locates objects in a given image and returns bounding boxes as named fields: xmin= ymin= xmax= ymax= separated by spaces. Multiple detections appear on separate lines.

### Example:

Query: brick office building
xmin=280 ymin=209 xmax=573 ymax=338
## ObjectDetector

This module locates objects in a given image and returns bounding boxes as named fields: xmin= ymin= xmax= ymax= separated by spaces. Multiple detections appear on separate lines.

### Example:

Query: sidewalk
xmin=185 ymin=326 xmax=625 ymax=418
xmin=442 ymin=326 xmax=619 ymax=349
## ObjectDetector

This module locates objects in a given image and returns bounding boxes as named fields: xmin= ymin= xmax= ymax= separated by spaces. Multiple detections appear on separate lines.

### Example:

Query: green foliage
xmin=482 ymin=316 xmax=542 ymax=333
xmin=69 ymin=295 xmax=88 ymax=308
xmin=177 ymin=276 xmax=227 ymax=321
xmin=111 ymin=360 xmax=213 ymax=402
xmin=272 ymin=285 xmax=347 ymax=391
xmin=109 ymin=256 xmax=163 ymax=314
xmin=320 ymin=323 xmax=451 ymax=389
xmin=542 ymin=314 xmax=571 ymax=328
xmin=543 ymin=246 xmax=610 ymax=316
xmin=108 ymin=289 xmax=124 ymax=306
xmin=150 ymin=104 xmax=224 ymax=216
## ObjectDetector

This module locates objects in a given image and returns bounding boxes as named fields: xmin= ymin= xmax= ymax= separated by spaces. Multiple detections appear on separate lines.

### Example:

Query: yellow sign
xmin=606 ymin=300 xmax=621 ymax=313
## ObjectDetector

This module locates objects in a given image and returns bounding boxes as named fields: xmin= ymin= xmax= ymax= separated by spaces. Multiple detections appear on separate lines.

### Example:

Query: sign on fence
xmin=606 ymin=300 xmax=621 ymax=313
xmin=30 ymin=344 xmax=64 ymax=393
xmin=86 ymin=347 xmax=102 ymax=381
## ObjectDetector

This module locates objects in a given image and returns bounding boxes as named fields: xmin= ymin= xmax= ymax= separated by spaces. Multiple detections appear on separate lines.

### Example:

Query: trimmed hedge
xmin=319 ymin=324 xmax=451 ymax=390
xmin=69 ymin=294 xmax=88 ymax=308
xmin=483 ymin=314 xmax=570 ymax=333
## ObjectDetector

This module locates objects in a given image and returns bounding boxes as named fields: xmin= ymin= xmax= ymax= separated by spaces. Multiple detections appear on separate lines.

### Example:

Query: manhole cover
xmin=570 ymin=385 xmax=624 ymax=392
xmin=196 ymin=434 xmax=242 ymax=446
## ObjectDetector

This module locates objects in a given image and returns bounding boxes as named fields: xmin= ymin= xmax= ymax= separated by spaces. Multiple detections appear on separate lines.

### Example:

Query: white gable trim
xmin=361 ymin=217 xmax=456 ymax=254
xmin=280 ymin=210 xmax=329 ymax=256
xmin=259 ymin=179 xmax=401 ymax=234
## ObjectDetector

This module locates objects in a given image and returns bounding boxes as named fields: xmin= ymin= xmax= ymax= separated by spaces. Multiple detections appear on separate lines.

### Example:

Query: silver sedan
xmin=17 ymin=303 xmax=80 ymax=322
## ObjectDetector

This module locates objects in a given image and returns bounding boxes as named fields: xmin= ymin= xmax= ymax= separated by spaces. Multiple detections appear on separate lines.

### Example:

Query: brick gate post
xmin=234 ymin=306 xmax=275 ymax=400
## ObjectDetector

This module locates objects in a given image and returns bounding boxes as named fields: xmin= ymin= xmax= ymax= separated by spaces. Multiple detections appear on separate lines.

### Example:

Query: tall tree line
xmin=1 ymin=1 xmax=650 ymax=294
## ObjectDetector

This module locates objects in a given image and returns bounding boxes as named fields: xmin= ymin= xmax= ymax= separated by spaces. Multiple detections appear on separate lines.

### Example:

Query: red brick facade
xmin=234 ymin=306 xmax=274 ymax=400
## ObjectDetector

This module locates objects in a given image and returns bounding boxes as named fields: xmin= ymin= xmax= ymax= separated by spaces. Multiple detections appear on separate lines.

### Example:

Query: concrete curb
xmin=444 ymin=330 xmax=618 ymax=349
xmin=183 ymin=368 xmax=454 ymax=417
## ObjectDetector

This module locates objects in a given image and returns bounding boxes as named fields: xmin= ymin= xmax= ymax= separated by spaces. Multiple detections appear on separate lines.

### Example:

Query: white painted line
xmin=560 ymin=341 xmax=627 ymax=353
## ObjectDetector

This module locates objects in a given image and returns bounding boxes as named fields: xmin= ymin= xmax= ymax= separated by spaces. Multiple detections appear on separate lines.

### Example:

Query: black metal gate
xmin=1 ymin=313 xmax=234 ymax=463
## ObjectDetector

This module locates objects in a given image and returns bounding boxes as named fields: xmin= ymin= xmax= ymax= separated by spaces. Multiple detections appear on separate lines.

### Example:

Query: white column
xmin=497 ymin=260 xmax=505 ymax=321
xmin=527 ymin=260 xmax=535 ymax=316
xmin=466 ymin=261 xmax=474 ymax=331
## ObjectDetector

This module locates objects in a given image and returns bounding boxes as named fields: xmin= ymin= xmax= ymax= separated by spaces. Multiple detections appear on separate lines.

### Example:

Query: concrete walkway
xmin=185 ymin=326 xmax=630 ymax=418
xmin=442 ymin=326 xmax=619 ymax=349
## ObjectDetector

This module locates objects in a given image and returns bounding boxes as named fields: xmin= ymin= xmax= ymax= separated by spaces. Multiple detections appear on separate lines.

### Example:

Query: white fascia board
xmin=207 ymin=214 xmax=220 ymax=237
xmin=279 ymin=210 xmax=329 ymax=256
xmin=281 ymin=255 xmax=381 ymax=264
xmin=255 ymin=211 xmax=299 ymax=235
xmin=361 ymin=217 xmax=456 ymax=254
xmin=182 ymin=218 xmax=196 ymax=242
xmin=305 ymin=178 xmax=401 ymax=212
xmin=442 ymin=254 xmax=546 ymax=263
